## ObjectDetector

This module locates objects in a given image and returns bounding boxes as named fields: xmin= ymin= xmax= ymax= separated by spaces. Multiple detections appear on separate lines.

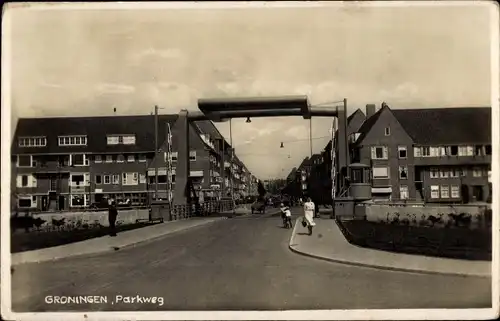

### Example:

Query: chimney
xmin=366 ymin=104 xmax=376 ymax=118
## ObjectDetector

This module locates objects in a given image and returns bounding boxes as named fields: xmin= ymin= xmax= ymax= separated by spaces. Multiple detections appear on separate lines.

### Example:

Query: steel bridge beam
xmin=171 ymin=96 xmax=349 ymax=206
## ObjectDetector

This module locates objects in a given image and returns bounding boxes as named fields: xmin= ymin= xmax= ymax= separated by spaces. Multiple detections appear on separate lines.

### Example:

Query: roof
xmin=353 ymin=105 xmax=386 ymax=145
xmin=12 ymin=114 xmax=178 ymax=155
xmin=391 ymin=107 xmax=491 ymax=145
xmin=323 ymin=108 xmax=366 ymax=151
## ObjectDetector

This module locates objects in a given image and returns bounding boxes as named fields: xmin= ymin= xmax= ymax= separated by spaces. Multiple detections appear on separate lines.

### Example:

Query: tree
xmin=257 ymin=180 xmax=267 ymax=201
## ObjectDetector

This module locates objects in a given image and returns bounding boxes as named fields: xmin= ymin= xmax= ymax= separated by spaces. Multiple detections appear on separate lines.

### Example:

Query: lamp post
xmin=229 ymin=118 xmax=235 ymax=214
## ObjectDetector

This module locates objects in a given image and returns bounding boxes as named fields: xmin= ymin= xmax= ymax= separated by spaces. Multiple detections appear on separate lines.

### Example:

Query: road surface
xmin=11 ymin=209 xmax=491 ymax=312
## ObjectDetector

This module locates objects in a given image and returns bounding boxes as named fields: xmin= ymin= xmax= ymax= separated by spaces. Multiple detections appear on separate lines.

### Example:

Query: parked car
xmin=251 ymin=200 xmax=266 ymax=214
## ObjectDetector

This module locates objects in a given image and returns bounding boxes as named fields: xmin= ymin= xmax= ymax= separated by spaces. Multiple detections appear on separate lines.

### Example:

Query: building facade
xmin=351 ymin=104 xmax=492 ymax=203
xmin=11 ymin=114 xmax=255 ymax=211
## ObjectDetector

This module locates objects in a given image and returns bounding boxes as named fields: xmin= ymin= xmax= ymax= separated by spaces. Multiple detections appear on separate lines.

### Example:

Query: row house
xmin=11 ymin=114 xmax=254 ymax=211
xmin=351 ymin=103 xmax=492 ymax=203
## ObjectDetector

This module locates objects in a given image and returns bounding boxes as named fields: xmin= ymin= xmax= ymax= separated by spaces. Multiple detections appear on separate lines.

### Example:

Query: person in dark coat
xmin=108 ymin=199 xmax=118 ymax=237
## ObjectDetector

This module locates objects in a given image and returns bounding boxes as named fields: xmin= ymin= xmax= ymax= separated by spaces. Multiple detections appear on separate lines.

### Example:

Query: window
xmin=70 ymin=154 xmax=87 ymax=166
xmin=485 ymin=145 xmax=492 ymax=155
xmin=17 ymin=174 xmax=36 ymax=188
xmin=475 ymin=146 xmax=484 ymax=156
xmin=70 ymin=194 xmax=86 ymax=207
xmin=430 ymin=168 xmax=439 ymax=178
xmin=122 ymin=172 xmax=139 ymax=186
xmin=429 ymin=147 xmax=440 ymax=157
xmin=398 ymin=146 xmax=407 ymax=159
xmin=70 ymin=174 xmax=85 ymax=187
xmin=439 ymin=169 xmax=449 ymax=178
xmin=95 ymin=175 xmax=102 ymax=185
xmin=458 ymin=146 xmax=474 ymax=156
xmin=430 ymin=185 xmax=440 ymax=199
xmin=460 ymin=168 xmax=467 ymax=177
xmin=384 ymin=127 xmax=391 ymax=136
xmin=473 ymin=167 xmax=483 ymax=177
xmin=189 ymin=151 xmax=197 ymax=161
xmin=139 ymin=174 xmax=147 ymax=184
xmin=117 ymin=155 xmax=125 ymax=163
xmin=58 ymin=135 xmax=87 ymax=146
xmin=107 ymin=135 xmax=136 ymax=145
xmin=95 ymin=155 xmax=102 ymax=163
xmin=413 ymin=147 xmax=421 ymax=157
xmin=451 ymin=185 xmax=460 ymax=198
xmin=399 ymin=185 xmax=409 ymax=200
xmin=440 ymin=185 xmax=450 ymax=198
xmin=18 ymin=197 xmax=33 ymax=208
xmin=107 ymin=136 xmax=119 ymax=145
xmin=17 ymin=155 xmax=32 ymax=167
xmin=372 ymin=167 xmax=389 ymax=179
xmin=421 ymin=147 xmax=430 ymax=157
xmin=112 ymin=174 xmax=120 ymax=185
xmin=450 ymin=168 xmax=460 ymax=178
xmin=371 ymin=146 xmax=388 ymax=160
xmin=18 ymin=137 xmax=47 ymax=147
xmin=399 ymin=166 xmax=408 ymax=179
xmin=123 ymin=135 xmax=136 ymax=145
xmin=103 ymin=175 xmax=111 ymax=184
xmin=139 ymin=154 xmax=147 ymax=162
xmin=450 ymin=146 xmax=458 ymax=156
xmin=158 ymin=175 xmax=168 ymax=184
xmin=105 ymin=155 xmax=113 ymax=163
xmin=127 ymin=155 xmax=135 ymax=162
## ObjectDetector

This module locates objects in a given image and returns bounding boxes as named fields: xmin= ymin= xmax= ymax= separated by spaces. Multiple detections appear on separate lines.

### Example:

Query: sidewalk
xmin=289 ymin=218 xmax=491 ymax=278
xmin=11 ymin=216 xmax=227 ymax=266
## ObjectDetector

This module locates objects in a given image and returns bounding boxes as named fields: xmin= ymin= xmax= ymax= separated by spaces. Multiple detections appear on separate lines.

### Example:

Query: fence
xmin=10 ymin=200 xmax=236 ymax=233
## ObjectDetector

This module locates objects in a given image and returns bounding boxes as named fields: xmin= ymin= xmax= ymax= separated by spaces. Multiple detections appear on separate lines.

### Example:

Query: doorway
xmin=58 ymin=195 xmax=65 ymax=211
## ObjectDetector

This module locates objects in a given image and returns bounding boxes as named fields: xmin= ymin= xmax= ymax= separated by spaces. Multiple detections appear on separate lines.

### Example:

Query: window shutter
xmin=84 ymin=173 xmax=90 ymax=186
xmin=371 ymin=147 xmax=376 ymax=159
xmin=383 ymin=147 xmax=388 ymax=159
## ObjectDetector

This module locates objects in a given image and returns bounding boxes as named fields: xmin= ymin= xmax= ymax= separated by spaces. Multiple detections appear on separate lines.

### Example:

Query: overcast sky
xmin=4 ymin=2 xmax=493 ymax=179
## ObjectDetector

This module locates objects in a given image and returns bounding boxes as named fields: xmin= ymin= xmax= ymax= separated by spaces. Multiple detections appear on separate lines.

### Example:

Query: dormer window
xmin=107 ymin=135 xmax=136 ymax=145
xmin=384 ymin=127 xmax=391 ymax=136
xmin=19 ymin=136 xmax=47 ymax=147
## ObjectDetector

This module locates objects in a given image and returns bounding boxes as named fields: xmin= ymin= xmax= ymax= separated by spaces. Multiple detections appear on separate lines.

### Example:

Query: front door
xmin=472 ymin=185 xmax=484 ymax=202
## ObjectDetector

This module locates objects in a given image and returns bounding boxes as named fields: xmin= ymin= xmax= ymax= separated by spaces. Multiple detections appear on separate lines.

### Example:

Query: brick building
xmin=287 ymin=104 xmax=492 ymax=205
xmin=351 ymin=104 xmax=492 ymax=203
xmin=11 ymin=114 xmax=255 ymax=211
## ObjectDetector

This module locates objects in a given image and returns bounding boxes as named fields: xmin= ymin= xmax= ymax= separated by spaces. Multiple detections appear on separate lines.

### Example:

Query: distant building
xmin=11 ymin=114 xmax=255 ymax=211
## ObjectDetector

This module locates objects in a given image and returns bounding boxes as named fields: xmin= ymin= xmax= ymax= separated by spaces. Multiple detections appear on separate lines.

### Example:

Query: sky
xmin=3 ymin=2 xmax=493 ymax=179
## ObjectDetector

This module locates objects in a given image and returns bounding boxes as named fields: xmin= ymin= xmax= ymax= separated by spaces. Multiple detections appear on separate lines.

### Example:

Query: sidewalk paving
xmin=11 ymin=216 xmax=227 ymax=266
xmin=289 ymin=217 xmax=491 ymax=278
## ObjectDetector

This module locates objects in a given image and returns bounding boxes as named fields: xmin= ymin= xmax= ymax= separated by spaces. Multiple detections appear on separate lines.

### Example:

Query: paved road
xmin=11 ymin=209 xmax=491 ymax=312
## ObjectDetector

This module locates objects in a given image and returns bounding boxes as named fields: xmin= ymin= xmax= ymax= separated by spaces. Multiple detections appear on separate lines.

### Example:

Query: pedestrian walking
xmin=302 ymin=197 xmax=316 ymax=235
xmin=108 ymin=198 xmax=118 ymax=237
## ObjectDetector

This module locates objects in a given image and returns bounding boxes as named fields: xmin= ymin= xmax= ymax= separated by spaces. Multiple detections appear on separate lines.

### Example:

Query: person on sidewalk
xmin=108 ymin=199 xmax=118 ymax=237
xmin=303 ymin=197 xmax=316 ymax=235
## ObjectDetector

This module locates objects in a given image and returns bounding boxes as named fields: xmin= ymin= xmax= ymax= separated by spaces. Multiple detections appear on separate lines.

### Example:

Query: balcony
xmin=414 ymin=155 xmax=491 ymax=166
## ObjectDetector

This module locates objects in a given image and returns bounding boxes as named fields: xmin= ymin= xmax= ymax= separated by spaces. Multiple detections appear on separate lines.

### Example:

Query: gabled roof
xmin=347 ymin=108 xmax=365 ymax=123
xmin=12 ymin=114 xmax=178 ymax=155
xmin=353 ymin=105 xmax=386 ymax=145
xmin=391 ymin=107 xmax=491 ymax=145
xmin=323 ymin=108 xmax=366 ymax=151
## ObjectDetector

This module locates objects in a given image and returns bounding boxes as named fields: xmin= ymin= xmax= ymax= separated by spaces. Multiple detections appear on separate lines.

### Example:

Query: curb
xmin=288 ymin=219 xmax=491 ymax=278
xmin=11 ymin=217 xmax=227 ymax=266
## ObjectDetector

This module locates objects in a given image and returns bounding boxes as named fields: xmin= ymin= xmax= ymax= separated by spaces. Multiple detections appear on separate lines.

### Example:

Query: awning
xmin=372 ymin=187 xmax=392 ymax=194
